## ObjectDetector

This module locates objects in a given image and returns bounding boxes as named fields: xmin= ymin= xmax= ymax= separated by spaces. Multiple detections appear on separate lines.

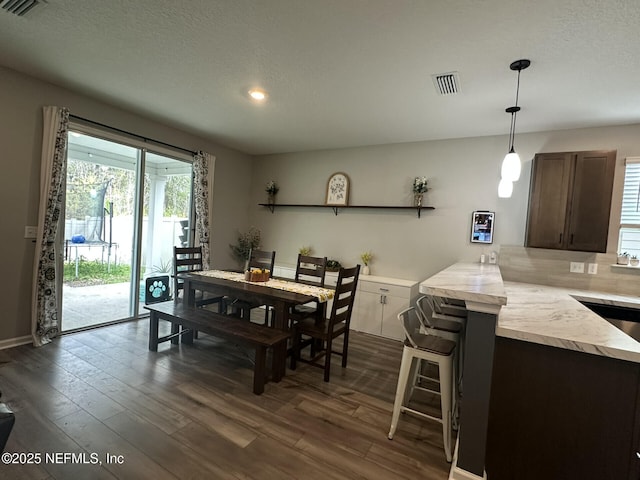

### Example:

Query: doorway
xmin=61 ymin=129 xmax=194 ymax=331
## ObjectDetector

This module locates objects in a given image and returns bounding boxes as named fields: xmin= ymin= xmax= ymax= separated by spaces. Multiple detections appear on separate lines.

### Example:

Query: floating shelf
xmin=258 ymin=203 xmax=435 ymax=218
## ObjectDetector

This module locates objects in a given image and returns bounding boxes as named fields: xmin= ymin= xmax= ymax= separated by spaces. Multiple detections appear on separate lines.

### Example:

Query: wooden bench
xmin=144 ymin=302 xmax=290 ymax=395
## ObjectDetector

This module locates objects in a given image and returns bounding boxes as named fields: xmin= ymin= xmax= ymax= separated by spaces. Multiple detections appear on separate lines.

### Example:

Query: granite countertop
xmin=419 ymin=262 xmax=640 ymax=364
xmin=499 ymin=282 xmax=640 ymax=363
xmin=418 ymin=262 xmax=507 ymax=307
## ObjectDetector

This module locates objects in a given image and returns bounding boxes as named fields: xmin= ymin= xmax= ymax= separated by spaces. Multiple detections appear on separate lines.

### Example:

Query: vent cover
xmin=431 ymin=72 xmax=460 ymax=96
xmin=1 ymin=0 xmax=41 ymax=16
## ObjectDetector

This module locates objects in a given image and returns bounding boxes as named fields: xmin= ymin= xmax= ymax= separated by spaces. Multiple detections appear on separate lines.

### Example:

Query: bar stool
xmin=388 ymin=307 xmax=456 ymax=462
xmin=416 ymin=295 xmax=463 ymax=426
xmin=416 ymin=295 xmax=465 ymax=382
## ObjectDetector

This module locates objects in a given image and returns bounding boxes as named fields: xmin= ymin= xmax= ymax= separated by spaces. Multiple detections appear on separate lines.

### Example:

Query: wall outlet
xmin=587 ymin=263 xmax=598 ymax=275
xmin=24 ymin=226 xmax=37 ymax=239
xmin=570 ymin=262 xmax=585 ymax=273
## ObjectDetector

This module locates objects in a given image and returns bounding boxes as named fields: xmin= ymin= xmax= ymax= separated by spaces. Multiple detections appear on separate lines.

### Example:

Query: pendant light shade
xmin=498 ymin=59 xmax=530 ymax=196
xmin=498 ymin=177 xmax=513 ymax=198
xmin=501 ymin=147 xmax=522 ymax=181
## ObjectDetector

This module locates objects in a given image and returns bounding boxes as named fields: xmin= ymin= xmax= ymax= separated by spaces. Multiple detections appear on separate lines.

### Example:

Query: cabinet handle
xmin=379 ymin=288 xmax=389 ymax=292
xmin=380 ymin=295 xmax=387 ymax=305
xmin=559 ymin=233 xmax=563 ymax=243
xmin=570 ymin=233 xmax=574 ymax=245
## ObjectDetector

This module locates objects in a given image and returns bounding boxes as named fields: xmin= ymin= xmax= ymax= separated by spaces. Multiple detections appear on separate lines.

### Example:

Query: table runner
xmin=193 ymin=270 xmax=335 ymax=302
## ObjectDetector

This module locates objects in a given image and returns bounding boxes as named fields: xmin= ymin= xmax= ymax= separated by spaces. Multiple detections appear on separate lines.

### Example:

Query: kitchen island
xmin=419 ymin=262 xmax=640 ymax=480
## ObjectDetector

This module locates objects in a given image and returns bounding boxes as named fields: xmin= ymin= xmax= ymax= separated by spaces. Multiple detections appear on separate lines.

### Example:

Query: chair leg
xmin=388 ymin=347 xmax=413 ymax=440
xmin=324 ymin=337 xmax=332 ymax=382
xmin=405 ymin=356 xmax=420 ymax=403
xmin=341 ymin=330 xmax=349 ymax=368
xmin=439 ymin=356 xmax=454 ymax=463
xmin=290 ymin=330 xmax=299 ymax=370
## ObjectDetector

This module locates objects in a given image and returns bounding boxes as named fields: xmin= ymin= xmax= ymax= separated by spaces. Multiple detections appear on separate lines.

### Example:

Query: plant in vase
xmin=617 ymin=252 xmax=630 ymax=265
xmin=229 ymin=226 xmax=261 ymax=270
xmin=265 ymin=180 xmax=279 ymax=204
xmin=413 ymin=176 xmax=428 ymax=207
xmin=360 ymin=251 xmax=373 ymax=275
xmin=631 ymin=255 xmax=639 ymax=267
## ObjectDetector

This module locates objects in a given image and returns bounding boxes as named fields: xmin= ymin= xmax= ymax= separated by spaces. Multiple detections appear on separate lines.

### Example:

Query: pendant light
xmin=500 ymin=59 xmax=530 ymax=185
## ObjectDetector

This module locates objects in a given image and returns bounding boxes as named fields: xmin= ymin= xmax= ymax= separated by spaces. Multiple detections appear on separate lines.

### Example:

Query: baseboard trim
xmin=0 ymin=335 xmax=32 ymax=350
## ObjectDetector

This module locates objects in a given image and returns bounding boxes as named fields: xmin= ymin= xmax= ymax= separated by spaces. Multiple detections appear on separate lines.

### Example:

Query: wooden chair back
xmin=294 ymin=254 xmax=327 ymax=287
xmin=248 ymin=249 xmax=276 ymax=273
xmin=327 ymin=265 xmax=360 ymax=331
xmin=173 ymin=246 xmax=204 ymax=298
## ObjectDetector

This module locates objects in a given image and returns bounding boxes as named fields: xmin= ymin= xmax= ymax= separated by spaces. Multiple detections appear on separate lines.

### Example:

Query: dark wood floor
xmin=0 ymin=317 xmax=451 ymax=479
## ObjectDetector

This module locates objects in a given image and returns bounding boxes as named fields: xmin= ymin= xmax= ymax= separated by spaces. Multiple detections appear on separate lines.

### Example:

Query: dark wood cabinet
xmin=525 ymin=150 xmax=616 ymax=253
xmin=486 ymin=337 xmax=640 ymax=480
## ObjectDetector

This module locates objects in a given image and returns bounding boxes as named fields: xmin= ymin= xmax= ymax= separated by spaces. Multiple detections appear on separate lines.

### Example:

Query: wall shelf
xmin=258 ymin=203 xmax=435 ymax=218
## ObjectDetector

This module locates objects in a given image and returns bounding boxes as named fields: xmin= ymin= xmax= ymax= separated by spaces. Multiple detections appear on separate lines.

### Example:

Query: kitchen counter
xmin=499 ymin=282 xmax=640 ymax=363
xmin=420 ymin=262 xmax=640 ymax=364
xmin=419 ymin=262 xmax=640 ymax=480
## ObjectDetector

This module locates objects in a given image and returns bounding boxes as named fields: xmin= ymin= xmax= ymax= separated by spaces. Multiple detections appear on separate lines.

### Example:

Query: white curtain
xmin=31 ymin=106 xmax=69 ymax=347
xmin=192 ymin=151 xmax=212 ymax=268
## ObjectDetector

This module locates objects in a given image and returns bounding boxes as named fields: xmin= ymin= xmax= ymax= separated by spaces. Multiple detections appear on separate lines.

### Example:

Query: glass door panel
xmin=139 ymin=152 xmax=193 ymax=307
xmin=62 ymin=132 xmax=140 ymax=331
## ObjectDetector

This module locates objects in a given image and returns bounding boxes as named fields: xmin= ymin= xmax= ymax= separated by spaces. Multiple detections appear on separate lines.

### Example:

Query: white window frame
xmin=618 ymin=157 xmax=640 ymax=257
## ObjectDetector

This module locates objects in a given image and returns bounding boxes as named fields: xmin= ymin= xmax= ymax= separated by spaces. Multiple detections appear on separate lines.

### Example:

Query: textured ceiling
xmin=0 ymin=0 xmax=639 ymax=155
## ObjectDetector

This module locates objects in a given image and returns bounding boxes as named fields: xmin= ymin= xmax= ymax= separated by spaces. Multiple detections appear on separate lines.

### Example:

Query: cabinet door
xmin=567 ymin=151 xmax=616 ymax=252
xmin=380 ymin=294 xmax=408 ymax=341
xmin=352 ymin=290 xmax=382 ymax=336
xmin=526 ymin=153 xmax=573 ymax=249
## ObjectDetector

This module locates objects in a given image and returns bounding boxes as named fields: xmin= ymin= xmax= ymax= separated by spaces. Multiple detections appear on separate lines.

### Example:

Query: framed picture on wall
xmin=471 ymin=211 xmax=495 ymax=244
xmin=325 ymin=172 xmax=350 ymax=206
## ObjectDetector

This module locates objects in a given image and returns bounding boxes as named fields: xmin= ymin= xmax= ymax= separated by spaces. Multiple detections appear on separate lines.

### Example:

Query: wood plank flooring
xmin=0 ymin=317 xmax=452 ymax=479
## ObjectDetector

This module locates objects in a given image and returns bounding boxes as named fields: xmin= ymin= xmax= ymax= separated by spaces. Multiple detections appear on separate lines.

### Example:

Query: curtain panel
xmin=192 ymin=151 xmax=212 ymax=268
xmin=31 ymin=106 xmax=69 ymax=347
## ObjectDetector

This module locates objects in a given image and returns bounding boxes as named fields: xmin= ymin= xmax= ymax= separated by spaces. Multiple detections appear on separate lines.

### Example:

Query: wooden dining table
xmin=176 ymin=269 xmax=335 ymax=375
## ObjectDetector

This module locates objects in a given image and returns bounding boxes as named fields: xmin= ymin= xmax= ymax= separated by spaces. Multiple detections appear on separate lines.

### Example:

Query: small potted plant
xmin=326 ymin=259 xmax=342 ymax=272
xmin=360 ymin=251 xmax=373 ymax=275
xmin=617 ymin=252 xmax=630 ymax=265
xmin=413 ymin=176 xmax=428 ymax=207
xmin=631 ymin=255 xmax=639 ymax=267
xmin=265 ymin=180 xmax=279 ymax=205
xmin=229 ymin=227 xmax=261 ymax=270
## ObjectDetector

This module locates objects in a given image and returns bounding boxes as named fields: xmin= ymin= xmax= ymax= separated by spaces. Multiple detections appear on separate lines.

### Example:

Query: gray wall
xmin=0 ymin=66 xmax=253 ymax=344
xmin=249 ymin=124 xmax=640 ymax=281
xmin=3 ymin=61 xmax=640 ymax=345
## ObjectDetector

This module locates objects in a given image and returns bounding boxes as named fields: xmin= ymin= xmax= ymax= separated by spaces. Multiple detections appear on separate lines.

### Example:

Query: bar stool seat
xmin=388 ymin=307 xmax=457 ymax=462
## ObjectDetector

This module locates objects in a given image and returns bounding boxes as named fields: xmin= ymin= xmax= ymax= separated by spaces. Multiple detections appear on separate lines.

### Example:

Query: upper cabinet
xmin=525 ymin=150 xmax=616 ymax=253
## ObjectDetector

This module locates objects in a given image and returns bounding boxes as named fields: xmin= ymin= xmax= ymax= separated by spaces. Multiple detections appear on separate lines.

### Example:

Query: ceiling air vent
xmin=431 ymin=71 xmax=460 ymax=96
xmin=1 ymin=0 xmax=41 ymax=16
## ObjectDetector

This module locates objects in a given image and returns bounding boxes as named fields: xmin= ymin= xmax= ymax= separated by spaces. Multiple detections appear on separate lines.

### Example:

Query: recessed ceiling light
xmin=248 ymin=88 xmax=267 ymax=101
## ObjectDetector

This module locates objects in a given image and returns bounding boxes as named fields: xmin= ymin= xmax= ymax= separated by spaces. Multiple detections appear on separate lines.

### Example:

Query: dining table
xmin=176 ymin=269 xmax=335 ymax=376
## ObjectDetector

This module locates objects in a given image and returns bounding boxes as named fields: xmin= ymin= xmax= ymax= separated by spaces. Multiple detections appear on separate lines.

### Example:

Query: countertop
xmin=419 ymin=262 xmax=640 ymax=364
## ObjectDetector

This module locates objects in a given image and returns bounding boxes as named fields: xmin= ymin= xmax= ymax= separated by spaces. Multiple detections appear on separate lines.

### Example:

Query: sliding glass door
xmin=61 ymin=129 xmax=193 ymax=331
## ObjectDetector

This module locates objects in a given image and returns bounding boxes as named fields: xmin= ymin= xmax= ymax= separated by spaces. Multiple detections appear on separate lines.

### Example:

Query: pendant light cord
xmin=507 ymin=68 xmax=522 ymax=151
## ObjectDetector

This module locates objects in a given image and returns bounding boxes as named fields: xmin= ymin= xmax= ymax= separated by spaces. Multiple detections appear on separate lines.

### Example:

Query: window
xmin=618 ymin=157 xmax=640 ymax=257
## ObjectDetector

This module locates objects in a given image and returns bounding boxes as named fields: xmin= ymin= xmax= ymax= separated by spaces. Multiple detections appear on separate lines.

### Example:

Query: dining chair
xmin=231 ymin=249 xmax=276 ymax=324
xmin=289 ymin=254 xmax=327 ymax=324
xmin=388 ymin=306 xmax=456 ymax=462
xmin=290 ymin=264 xmax=360 ymax=382
xmin=173 ymin=246 xmax=225 ymax=310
